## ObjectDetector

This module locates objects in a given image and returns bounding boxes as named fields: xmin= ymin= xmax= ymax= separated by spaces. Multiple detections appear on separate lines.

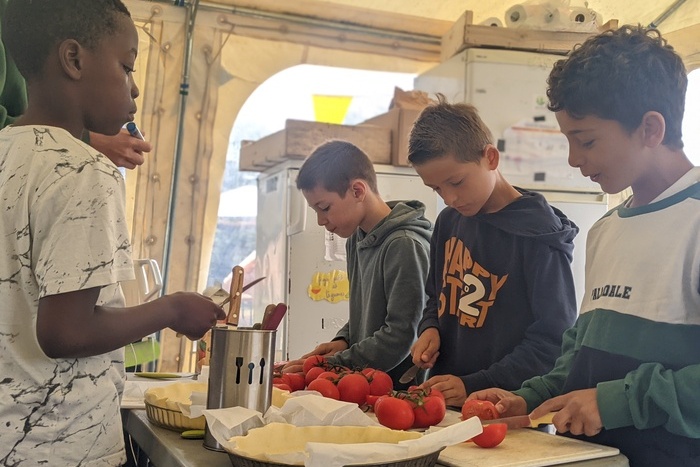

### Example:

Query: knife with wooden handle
xmin=226 ymin=266 xmax=244 ymax=327
xmin=262 ymin=302 xmax=287 ymax=330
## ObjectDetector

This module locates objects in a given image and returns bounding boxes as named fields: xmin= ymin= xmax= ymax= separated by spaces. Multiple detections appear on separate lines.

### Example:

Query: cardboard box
xmin=239 ymin=119 xmax=391 ymax=171
xmin=362 ymin=107 xmax=423 ymax=167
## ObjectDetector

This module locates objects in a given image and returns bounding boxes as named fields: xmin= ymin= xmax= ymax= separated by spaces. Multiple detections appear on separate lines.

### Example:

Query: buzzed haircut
xmin=296 ymin=140 xmax=379 ymax=197
xmin=408 ymin=94 xmax=493 ymax=166
xmin=2 ymin=0 xmax=131 ymax=80
xmin=547 ymin=25 xmax=687 ymax=150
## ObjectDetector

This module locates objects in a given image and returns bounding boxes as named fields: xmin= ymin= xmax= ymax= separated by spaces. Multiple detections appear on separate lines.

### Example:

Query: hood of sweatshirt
xmin=355 ymin=200 xmax=433 ymax=249
xmin=471 ymin=189 xmax=579 ymax=259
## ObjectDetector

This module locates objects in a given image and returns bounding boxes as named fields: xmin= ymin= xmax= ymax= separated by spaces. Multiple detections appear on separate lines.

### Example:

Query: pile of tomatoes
xmin=273 ymin=356 xmax=447 ymax=430
xmin=273 ymin=355 xmax=393 ymax=406
xmin=273 ymin=355 xmax=507 ymax=447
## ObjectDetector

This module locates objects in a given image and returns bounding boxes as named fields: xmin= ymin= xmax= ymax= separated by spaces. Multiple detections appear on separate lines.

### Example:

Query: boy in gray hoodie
xmin=283 ymin=140 xmax=432 ymax=387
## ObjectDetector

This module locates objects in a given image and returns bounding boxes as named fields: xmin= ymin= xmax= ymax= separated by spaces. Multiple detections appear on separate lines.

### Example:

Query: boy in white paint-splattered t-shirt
xmin=0 ymin=1 xmax=225 ymax=465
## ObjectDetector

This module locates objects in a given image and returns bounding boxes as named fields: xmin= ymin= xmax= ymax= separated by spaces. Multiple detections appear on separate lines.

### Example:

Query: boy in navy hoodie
xmin=408 ymin=96 xmax=579 ymax=407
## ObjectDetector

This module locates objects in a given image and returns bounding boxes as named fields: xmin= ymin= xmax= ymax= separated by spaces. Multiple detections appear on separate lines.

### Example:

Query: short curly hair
xmin=2 ymin=0 xmax=131 ymax=80
xmin=547 ymin=25 xmax=687 ymax=149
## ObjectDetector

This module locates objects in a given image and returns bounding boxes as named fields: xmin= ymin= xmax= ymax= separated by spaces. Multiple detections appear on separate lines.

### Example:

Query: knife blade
xmin=398 ymin=364 xmax=421 ymax=384
xmin=242 ymin=276 xmax=265 ymax=293
xmin=481 ymin=412 xmax=556 ymax=429
xmin=226 ymin=266 xmax=245 ymax=327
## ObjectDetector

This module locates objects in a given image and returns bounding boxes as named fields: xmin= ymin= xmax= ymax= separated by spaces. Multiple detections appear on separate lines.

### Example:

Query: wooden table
xmin=122 ymin=409 xmax=629 ymax=467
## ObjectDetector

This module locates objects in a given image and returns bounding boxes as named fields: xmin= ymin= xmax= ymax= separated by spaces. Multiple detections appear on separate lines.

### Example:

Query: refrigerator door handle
xmin=287 ymin=181 xmax=307 ymax=236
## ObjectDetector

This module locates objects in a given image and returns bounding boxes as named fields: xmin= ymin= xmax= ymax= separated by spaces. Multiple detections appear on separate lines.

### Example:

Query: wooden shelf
xmin=442 ymin=10 xmax=618 ymax=61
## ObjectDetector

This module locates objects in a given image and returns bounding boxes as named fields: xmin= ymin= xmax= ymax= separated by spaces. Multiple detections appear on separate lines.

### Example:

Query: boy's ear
xmin=483 ymin=144 xmax=500 ymax=170
xmin=58 ymin=39 xmax=83 ymax=80
xmin=349 ymin=180 xmax=367 ymax=201
xmin=640 ymin=111 xmax=665 ymax=148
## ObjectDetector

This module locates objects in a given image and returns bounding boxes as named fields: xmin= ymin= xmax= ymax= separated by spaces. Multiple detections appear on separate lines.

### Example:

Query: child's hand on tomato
xmin=461 ymin=399 xmax=500 ymax=421
xmin=420 ymin=374 xmax=467 ymax=407
xmin=467 ymin=388 xmax=527 ymax=418
xmin=302 ymin=340 xmax=348 ymax=359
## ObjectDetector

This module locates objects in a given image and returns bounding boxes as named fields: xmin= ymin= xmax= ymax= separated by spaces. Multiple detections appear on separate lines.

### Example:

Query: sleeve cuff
xmin=597 ymin=379 xmax=634 ymax=429
xmin=418 ymin=320 xmax=439 ymax=336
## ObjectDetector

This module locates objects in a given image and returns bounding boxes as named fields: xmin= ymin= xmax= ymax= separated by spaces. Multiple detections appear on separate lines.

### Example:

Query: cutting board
xmin=439 ymin=428 xmax=621 ymax=467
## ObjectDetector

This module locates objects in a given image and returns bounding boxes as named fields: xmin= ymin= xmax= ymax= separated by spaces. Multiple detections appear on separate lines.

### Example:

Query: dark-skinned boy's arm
xmin=37 ymin=288 xmax=225 ymax=359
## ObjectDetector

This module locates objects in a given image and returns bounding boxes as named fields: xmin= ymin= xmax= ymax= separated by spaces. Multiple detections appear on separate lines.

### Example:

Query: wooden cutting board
xmin=439 ymin=428 xmax=621 ymax=467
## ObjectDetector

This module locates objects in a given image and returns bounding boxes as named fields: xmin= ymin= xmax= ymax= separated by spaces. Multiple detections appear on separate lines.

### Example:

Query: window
xmin=207 ymin=65 xmax=415 ymax=293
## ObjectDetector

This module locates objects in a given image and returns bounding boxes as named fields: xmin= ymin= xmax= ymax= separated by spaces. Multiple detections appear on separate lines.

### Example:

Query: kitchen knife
xmin=481 ymin=412 xmax=556 ymax=429
xmin=398 ymin=364 xmax=421 ymax=384
xmin=226 ymin=266 xmax=245 ymax=327
xmin=260 ymin=303 xmax=276 ymax=329
xmin=262 ymin=303 xmax=287 ymax=330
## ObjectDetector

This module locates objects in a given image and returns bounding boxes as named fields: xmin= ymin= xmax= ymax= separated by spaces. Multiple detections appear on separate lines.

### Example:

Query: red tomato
xmin=365 ymin=394 xmax=381 ymax=409
xmin=272 ymin=376 xmax=286 ymax=385
xmin=273 ymin=383 xmax=291 ymax=392
xmin=428 ymin=388 xmax=445 ymax=401
xmin=302 ymin=355 xmax=327 ymax=374
xmin=412 ymin=395 xmax=446 ymax=428
xmin=337 ymin=373 xmax=370 ymax=405
xmin=316 ymin=371 xmax=340 ymax=383
xmin=461 ymin=400 xmax=500 ymax=421
xmin=364 ymin=369 xmax=393 ymax=396
xmin=471 ymin=423 xmax=507 ymax=448
xmin=375 ymin=396 xmax=415 ymax=430
xmin=307 ymin=378 xmax=340 ymax=400
xmin=304 ymin=366 xmax=326 ymax=386
xmin=282 ymin=372 xmax=306 ymax=392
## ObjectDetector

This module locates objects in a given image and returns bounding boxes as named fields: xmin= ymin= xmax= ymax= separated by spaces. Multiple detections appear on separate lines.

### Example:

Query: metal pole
xmin=161 ymin=0 xmax=199 ymax=295
xmin=648 ymin=0 xmax=687 ymax=28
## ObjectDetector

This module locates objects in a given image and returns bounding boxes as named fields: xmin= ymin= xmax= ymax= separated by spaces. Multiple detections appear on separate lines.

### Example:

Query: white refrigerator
xmin=254 ymin=161 xmax=439 ymax=361
xmin=415 ymin=47 xmax=609 ymax=309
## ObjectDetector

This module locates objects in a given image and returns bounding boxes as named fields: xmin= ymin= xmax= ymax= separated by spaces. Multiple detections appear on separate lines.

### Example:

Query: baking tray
xmin=144 ymin=401 xmax=205 ymax=432
xmin=227 ymin=447 xmax=443 ymax=467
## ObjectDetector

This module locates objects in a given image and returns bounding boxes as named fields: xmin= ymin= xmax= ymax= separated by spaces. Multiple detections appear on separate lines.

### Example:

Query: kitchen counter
xmin=122 ymin=409 xmax=629 ymax=467
xmin=123 ymin=409 xmax=230 ymax=467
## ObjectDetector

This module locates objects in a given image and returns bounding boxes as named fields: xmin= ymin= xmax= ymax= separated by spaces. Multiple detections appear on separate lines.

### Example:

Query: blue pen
xmin=126 ymin=121 xmax=144 ymax=140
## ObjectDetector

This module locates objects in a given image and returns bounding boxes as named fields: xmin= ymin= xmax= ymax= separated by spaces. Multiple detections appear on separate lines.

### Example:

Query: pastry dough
xmin=144 ymin=382 xmax=207 ymax=411
xmin=230 ymin=422 xmax=420 ymax=458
